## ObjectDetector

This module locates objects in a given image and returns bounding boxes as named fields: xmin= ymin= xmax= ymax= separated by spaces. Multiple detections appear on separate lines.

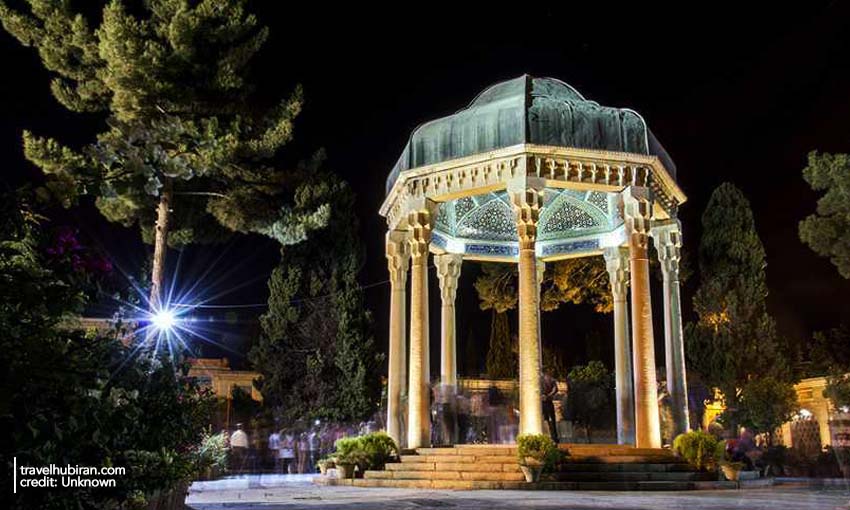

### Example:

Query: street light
xmin=151 ymin=308 xmax=177 ymax=333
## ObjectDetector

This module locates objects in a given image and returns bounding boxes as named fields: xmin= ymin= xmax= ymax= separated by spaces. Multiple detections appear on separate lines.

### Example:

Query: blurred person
xmin=230 ymin=423 xmax=249 ymax=471
xmin=541 ymin=372 xmax=559 ymax=443
xmin=297 ymin=431 xmax=308 ymax=473
xmin=268 ymin=429 xmax=281 ymax=472
xmin=281 ymin=431 xmax=295 ymax=474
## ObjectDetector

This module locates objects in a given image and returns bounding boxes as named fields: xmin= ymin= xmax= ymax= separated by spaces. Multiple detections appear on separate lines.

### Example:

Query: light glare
xmin=152 ymin=309 xmax=176 ymax=331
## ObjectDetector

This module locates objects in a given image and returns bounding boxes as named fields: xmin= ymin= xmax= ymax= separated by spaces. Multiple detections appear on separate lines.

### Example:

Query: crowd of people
xmin=223 ymin=373 xmax=567 ymax=474
xmin=430 ymin=372 xmax=565 ymax=446
xmin=225 ymin=421 xmax=380 ymax=474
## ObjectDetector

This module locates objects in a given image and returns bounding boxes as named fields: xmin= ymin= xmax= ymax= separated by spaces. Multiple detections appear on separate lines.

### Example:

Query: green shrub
xmin=517 ymin=433 xmax=560 ymax=470
xmin=193 ymin=429 xmax=229 ymax=480
xmin=359 ymin=431 xmax=399 ymax=470
xmin=333 ymin=436 xmax=366 ymax=466
xmin=333 ymin=432 xmax=399 ymax=471
xmin=672 ymin=430 xmax=724 ymax=471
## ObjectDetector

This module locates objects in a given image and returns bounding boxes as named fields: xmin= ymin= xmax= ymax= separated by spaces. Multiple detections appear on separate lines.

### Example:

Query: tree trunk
xmin=149 ymin=178 xmax=173 ymax=311
xmin=723 ymin=388 xmax=739 ymax=439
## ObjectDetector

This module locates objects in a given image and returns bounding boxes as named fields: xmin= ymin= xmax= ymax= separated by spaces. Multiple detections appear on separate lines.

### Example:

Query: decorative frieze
xmin=381 ymin=144 xmax=685 ymax=230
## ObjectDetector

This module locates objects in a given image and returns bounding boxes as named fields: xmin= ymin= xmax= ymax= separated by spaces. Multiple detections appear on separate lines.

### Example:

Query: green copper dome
xmin=386 ymin=75 xmax=675 ymax=194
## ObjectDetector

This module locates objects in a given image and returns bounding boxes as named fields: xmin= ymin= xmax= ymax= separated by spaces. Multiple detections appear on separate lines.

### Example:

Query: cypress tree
xmin=0 ymin=1 xmax=328 ymax=308
xmin=249 ymin=170 xmax=381 ymax=423
xmin=485 ymin=310 xmax=516 ymax=378
xmin=685 ymin=183 xmax=792 ymax=430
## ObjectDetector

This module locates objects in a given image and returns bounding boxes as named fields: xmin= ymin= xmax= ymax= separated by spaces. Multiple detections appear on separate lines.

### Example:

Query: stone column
xmin=434 ymin=254 xmax=462 ymax=387
xmin=385 ymin=231 xmax=410 ymax=447
xmin=652 ymin=219 xmax=691 ymax=438
xmin=407 ymin=207 xmax=433 ymax=449
xmin=537 ymin=261 xmax=546 ymax=367
xmin=623 ymin=188 xmax=662 ymax=449
xmin=511 ymin=187 xmax=544 ymax=436
xmin=604 ymin=246 xmax=636 ymax=445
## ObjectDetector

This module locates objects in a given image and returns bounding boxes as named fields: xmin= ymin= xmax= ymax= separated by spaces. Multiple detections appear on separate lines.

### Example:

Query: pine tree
xmin=685 ymin=183 xmax=793 ymax=431
xmin=249 ymin=171 xmax=381 ymax=423
xmin=799 ymin=151 xmax=850 ymax=279
xmin=0 ymin=1 xmax=328 ymax=308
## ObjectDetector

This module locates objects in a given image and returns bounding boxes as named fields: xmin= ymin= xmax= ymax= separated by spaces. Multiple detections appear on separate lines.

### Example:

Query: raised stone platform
xmin=314 ymin=444 xmax=731 ymax=491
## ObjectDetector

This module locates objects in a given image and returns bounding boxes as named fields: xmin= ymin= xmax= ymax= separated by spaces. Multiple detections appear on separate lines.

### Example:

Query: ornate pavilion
xmin=380 ymin=75 xmax=689 ymax=450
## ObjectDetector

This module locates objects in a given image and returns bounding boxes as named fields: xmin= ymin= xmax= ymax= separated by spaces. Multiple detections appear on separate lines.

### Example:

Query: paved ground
xmin=185 ymin=474 xmax=850 ymax=510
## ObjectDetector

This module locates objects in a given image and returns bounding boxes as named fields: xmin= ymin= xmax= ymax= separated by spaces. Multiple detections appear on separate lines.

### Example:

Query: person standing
xmin=268 ymin=430 xmax=281 ymax=473
xmin=541 ymin=373 xmax=560 ymax=444
xmin=230 ymin=423 xmax=249 ymax=471
xmin=297 ymin=432 xmax=308 ymax=474
xmin=281 ymin=431 xmax=295 ymax=474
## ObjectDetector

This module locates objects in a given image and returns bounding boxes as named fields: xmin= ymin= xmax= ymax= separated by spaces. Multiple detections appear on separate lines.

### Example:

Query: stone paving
xmin=186 ymin=474 xmax=850 ymax=510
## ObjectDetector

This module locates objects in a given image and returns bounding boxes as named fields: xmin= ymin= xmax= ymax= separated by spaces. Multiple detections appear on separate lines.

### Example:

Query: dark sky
xmin=2 ymin=3 xmax=849 ymax=374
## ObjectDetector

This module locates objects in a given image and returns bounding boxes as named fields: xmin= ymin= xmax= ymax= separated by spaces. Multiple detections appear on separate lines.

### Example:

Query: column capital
xmin=510 ymin=187 xmax=543 ymax=250
xmin=407 ymin=208 xmax=433 ymax=262
xmin=651 ymin=219 xmax=683 ymax=279
xmin=603 ymin=246 xmax=630 ymax=299
xmin=386 ymin=230 xmax=410 ymax=286
xmin=434 ymin=253 xmax=463 ymax=304
xmin=622 ymin=187 xmax=653 ymax=251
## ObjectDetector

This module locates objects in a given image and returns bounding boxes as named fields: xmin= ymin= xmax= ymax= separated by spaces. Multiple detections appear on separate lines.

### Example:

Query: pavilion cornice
xmin=380 ymin=144 xmax=686 ymax=230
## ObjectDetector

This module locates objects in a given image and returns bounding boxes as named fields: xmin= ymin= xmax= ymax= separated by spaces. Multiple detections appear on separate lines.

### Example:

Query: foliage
xmin=485 ymin=310 xmax=515 ymax=378
xmin=824 ymin=373 xmax=850 ymax=409
xmin=332 ymin=436 xmax=367 ymax=467
xmin=516 ymin=433 xmax=560 ymax=470
xmin=799 ymin=151 xmax=850 ymax=279
xmin=475 ymin=257 xmax=611 ymax=314
xmin=719 ymin=377 xmax=798 ymax=445
xmin=250 ymin=173 xmax=380 ymax=424
xmin=358 ymin=431 xmax=399 ymax=470
xmin=542 ymin=256 xmax=612 ymax=313
xmin=563 ymin=361 xmax=614 ymax=439
xmin=809 ymin=324 xmax=850 ymax=375
xmin=672 ymin=430 xmax=725 ymax=471
xmin=474 ymin=263 xmax=517 ymax=313
xmin=542 ymin=345 xmax=567 ymax=380
xmin=761 ymin=445 xmax=789 ymax=477
xmin=0 ymin=193 xmax=215 ymax=509
xmin=229 ymin=385 xmax=261 ymax=427
xmin=0 ymin=0 xmax=330 ymax=306
xmin=685 ymin=183 xmax=794 ymax=431
xmin=331 ymin=432 xmax=398 ymax=470
xmin=192 ymin=429 xmax=229 ymax=480
xmin=475 ymin=257 xmax=611 ymax=379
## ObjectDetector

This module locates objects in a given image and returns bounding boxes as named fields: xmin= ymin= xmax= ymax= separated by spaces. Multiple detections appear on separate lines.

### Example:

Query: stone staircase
xmin=315 ymin=444 xmax=730 ymax=490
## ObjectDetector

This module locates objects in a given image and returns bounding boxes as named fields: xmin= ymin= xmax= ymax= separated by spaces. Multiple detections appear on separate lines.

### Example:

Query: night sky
xmin=2 ymin=3 xmax=849 ymax=374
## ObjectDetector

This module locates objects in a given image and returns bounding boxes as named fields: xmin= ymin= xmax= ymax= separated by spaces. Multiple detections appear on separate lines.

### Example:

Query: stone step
xmin=561 ymin=446 xmax=674 ymax=457
xmin=547 ymin=471 xmax=714 ymax=482
xmin=401 ymin=454 xmax=517 ymax=464
xmin=369 ymin=470 xmax=526 ymax=482
xmin=417 ymin=447 xmax=518 ymax=457
xmin=386 ymin=461 xmax=521 ymax=473
xmin=346 ymin=478 xmax=712 ymax=491
xmin=563 ymin=455 xmax=681 ymax=464
xmin=557 ymin=462 xmax=696 ymax=473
